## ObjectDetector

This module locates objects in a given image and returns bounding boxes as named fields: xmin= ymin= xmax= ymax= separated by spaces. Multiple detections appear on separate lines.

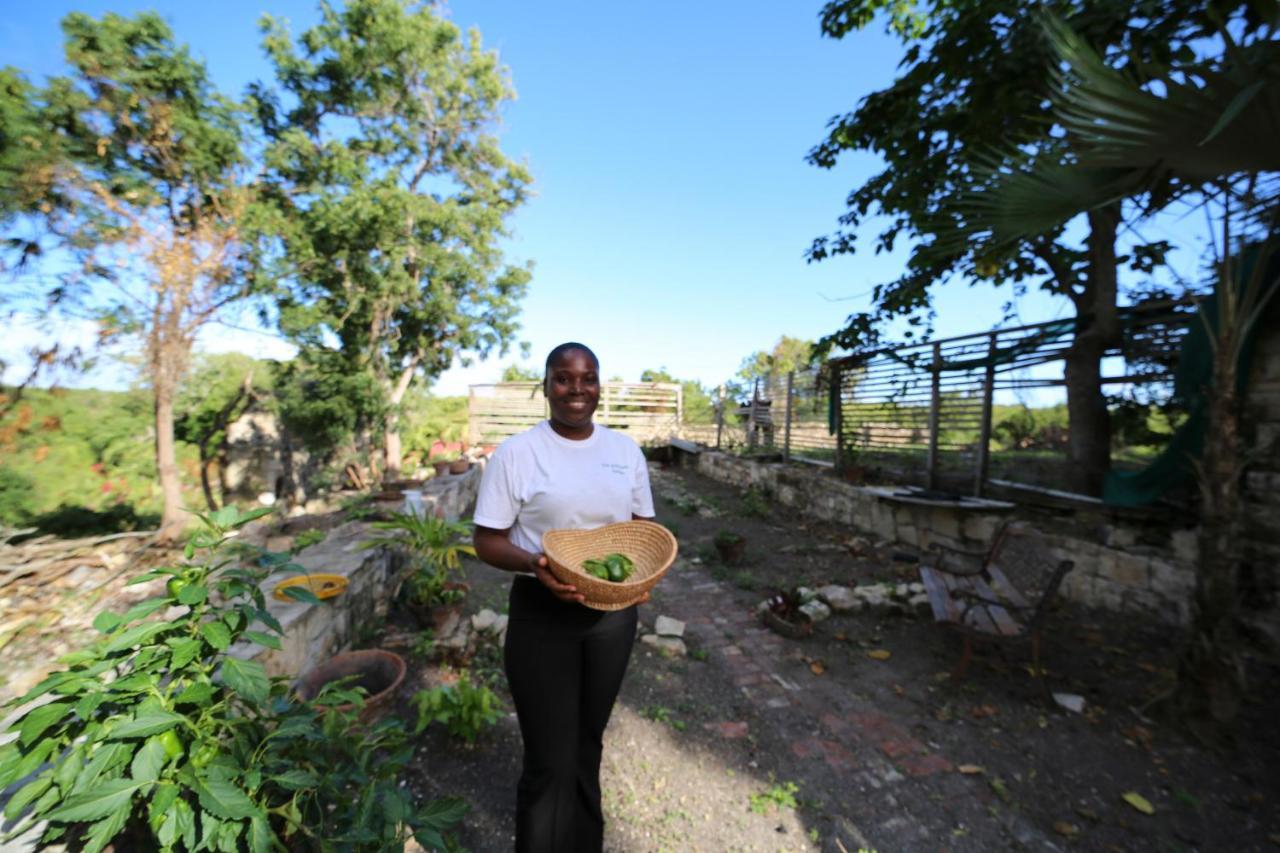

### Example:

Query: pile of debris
xmin=0 ymin=527 xmax=170 ymax=701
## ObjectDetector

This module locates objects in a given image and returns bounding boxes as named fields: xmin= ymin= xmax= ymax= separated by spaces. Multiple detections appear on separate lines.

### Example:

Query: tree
xmin=5 ymin=13 xmax=258 ymax=540
xmin=640 ymin=367 xmax=715 ymax=424
xmin=807 ymin=0 xmax=1204 ymax=495
xmin=257 ymin=0 xmax=532 ymax=481
xmin=501 ymin=364 xmax=542 ymax=382
xmin=176 ymin=353 xmax=272 ymax=511
xmin=968 ymin=9 xmax=1280 ymax=731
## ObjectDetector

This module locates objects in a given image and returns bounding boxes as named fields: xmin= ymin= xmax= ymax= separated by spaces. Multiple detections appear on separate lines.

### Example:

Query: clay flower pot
xmin=760 ymin=607 xmax=813 ymax=640
xmin=404 ymin=581 xmax=471 ymax=634
xmin=448 ymin=458 xmax=471 ymax=475
xmin=296 ymin=649 xmax=407 ymax=719
xmin=715 ymin=535 xmax=746 ymax=565
xmin=432 ymin=460 xmax=451 ymax=477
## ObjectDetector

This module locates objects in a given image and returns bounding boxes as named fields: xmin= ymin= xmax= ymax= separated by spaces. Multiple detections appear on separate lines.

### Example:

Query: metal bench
xmin=918 ymin=523 xmax=1074 ymax=692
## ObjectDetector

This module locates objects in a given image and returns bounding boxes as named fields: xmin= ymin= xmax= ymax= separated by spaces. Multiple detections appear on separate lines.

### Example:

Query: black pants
xmin=504 ymin=575 xmax=637 ymax=853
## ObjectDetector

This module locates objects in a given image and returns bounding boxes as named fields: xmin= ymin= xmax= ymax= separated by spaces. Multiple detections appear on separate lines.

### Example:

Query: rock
xmin=894 ymin=583 xmax=910 ymax=598
xmin=796 ymin=587 xmax=819 ymax=604
xmin=471 ymin=609 xmax=500 ymax=632
xmin=257 ymin=492 xmax=277 ymax=506
xmin=908 ymin=593 xmax=931 ymax=609
xmin=798 ymin=600 xmax=831 ymax=623
xmin=654 ymin=615 xmax=685 ymax=638
xmin=1053 ymin=692 xmax=1086 ymax=713
xmin=908 ymin=582 xmax=926 ymax=594
xmin=640 ymin=634 xmax=687 ymax=656
xmin=817 ymin=584 xmax=859 ymax=611
xmin=265 ymin=535 xmax=293 ymax=553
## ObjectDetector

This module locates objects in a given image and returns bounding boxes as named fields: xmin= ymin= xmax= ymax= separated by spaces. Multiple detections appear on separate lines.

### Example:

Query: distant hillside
xmin=0 ymin=386 xmax=198 ymax=536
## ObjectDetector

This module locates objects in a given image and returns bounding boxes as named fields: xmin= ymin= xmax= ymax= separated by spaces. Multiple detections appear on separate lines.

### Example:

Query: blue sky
xmin=0 ymin=1 xmax=1207 ymax=396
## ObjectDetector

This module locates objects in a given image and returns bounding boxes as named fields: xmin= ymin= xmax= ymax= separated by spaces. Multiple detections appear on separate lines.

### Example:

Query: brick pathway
xmin=653 ymin=562 xmax=1059 ymax=852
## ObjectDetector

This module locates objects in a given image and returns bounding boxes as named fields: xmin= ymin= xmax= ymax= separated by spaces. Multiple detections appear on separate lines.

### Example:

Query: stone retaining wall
xmin=683 ymin=449 xmax=1199 ymax=626
xmin=1242 ymin=300 xmax=1280 ymax=649
xmin=230 ymin=461 xmax=485 ymax=679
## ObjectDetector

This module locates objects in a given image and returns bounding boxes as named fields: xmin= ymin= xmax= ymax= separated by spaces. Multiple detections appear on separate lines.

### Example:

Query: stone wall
xmin=683 ymin=449 xmax=1199 ymax=625
xmin=1242 ymin=300 xmax=1280 ymax=648
xmin=229 ymin=460 xmax=485 ymax=679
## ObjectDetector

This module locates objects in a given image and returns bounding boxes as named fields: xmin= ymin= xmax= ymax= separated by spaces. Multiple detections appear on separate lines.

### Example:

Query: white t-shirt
xmin=473 ymin=420 xmax=655 ymax=555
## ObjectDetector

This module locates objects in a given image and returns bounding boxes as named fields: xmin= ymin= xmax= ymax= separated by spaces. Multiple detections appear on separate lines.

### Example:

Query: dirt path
xmin=403 ymin=462 xmax=1280 ymax=852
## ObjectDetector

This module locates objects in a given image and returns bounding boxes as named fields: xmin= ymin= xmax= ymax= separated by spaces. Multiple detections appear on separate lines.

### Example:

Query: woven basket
xmin=542 ymin=520 xmax=678 ymax=611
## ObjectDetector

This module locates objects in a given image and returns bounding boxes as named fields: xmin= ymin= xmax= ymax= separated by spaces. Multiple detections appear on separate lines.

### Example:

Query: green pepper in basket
xmin=582 ymin=553 xmax=635 ymax=583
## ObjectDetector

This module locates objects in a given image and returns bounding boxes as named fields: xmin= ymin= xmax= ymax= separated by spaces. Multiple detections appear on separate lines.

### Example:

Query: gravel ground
xmin=392 ymin=462 xmax=1280 ymax=852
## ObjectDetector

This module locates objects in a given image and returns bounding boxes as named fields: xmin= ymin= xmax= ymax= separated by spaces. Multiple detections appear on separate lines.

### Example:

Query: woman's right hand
xmin=529 ymin=553 xmax=584 ymax=604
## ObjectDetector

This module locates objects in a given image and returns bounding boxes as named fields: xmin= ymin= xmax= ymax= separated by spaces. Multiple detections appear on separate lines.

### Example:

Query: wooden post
xmin=783 ymin=371 xmax=794 ymax=462
xmin=675 ymin=383 xmax=683 ymax=435
xmin=748 ymin=377 xmax=760 ymax=449
xmin=715 ymin=385 xmax=724 ymax=450
xmin=833 ymin=365 xmax=844 ymax=473
xmin=974 ymin=333 xmax=997 ymax=497
xmin=468 ymin=386 xmax=477 ymax=446
xmin=927 ymin=342 xmax=942 ymax=490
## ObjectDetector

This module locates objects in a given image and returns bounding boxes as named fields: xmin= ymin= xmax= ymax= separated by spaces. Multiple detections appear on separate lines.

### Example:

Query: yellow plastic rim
xmin=272 ymin=573 xmax=349 ymax=602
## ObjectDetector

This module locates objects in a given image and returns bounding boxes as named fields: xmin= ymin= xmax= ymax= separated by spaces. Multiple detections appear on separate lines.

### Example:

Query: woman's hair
xmin=544 ymin=342 xmax=599 ymax=376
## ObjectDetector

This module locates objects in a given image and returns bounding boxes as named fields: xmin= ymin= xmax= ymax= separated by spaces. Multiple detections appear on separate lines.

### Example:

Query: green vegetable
xmin=581 ymin=553 xmax=635 ymax=583
xmin=157 ymin=729 xmax=184 ymax=761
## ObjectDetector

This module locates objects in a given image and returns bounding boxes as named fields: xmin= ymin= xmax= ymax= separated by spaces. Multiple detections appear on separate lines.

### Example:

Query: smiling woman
xmin=471 ymin=341 xmax=655 ymax=853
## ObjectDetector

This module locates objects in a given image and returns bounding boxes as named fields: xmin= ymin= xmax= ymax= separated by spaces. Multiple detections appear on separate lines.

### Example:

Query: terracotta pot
xmin=296 ymin=649 xmax=407 ymax=719
xmin=715 ymin=537 xmax=746 ymax=565
xmin=404 ymin=581 xmax=470 ymax=633
xmin=760 ymin=607 xmax=812 ymax=640
xmin=448 ymin=459 xmax=471 ymax=475
xmin=370 ymin=489 xmax=404 ymax=503
xmin=432 ymin=460 xmax=451 ymax=477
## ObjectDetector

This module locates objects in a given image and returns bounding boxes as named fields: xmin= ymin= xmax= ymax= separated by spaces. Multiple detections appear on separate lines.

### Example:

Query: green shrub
xmin=413 ymin=672 xmax=503 ymax=744
xmin=740 ymin=487 xmax=769 ymax=518
xmin=0 ymin=506 xmax=466 ymax=852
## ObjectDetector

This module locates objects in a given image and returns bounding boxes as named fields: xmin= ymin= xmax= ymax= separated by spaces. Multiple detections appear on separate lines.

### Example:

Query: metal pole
xmin=783 ymin=371 xmax=794 ymax=463
xmin=974 ymin=333 xmax=997 ymax=497
xmin=927 ymin=342 xmax=941 ymax=490
xmin=715 ymin=385 xmax=724 ymax=450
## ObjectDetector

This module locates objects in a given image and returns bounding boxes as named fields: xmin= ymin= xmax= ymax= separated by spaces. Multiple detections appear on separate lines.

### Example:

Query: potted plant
xmin=760 ymin=589 xmax=813 ymax=639
xmin=431 ymin=457 xmax=452 ymax=477
xmin=448 ymin=456 xmax=471 ymax=475
xmin=714 ymin=529 xmax=746 ymax=564
xmin=363 ymin=513 xmax=476 ymax=631
xmin=296 ymin=648 xmax=408 ymax=720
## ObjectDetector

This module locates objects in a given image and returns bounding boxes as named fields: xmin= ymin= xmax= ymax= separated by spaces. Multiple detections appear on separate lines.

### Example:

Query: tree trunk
xmin=1063 ymin=206 xmax=1121 ymax=496
xmin=382 ymin=358 xmax=420 ymax=481
xmin=1177 ymin=359 xmax=1245 ymax=730
xmin=155 ymin=380 xmax=187 ymax=542
xmin=197 ymin=441 xmax=220 ymax=512
xmin=279 ymin=425 xmax=302 ymax=510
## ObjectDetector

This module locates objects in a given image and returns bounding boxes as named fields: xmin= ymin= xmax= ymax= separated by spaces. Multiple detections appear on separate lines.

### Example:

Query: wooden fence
xmin=468 ymin=382 xmax=682 ymax=445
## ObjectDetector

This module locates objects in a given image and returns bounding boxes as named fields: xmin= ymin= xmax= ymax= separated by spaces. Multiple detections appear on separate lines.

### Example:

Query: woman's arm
xmin=473 ymin=524 xmax=584 ymax=604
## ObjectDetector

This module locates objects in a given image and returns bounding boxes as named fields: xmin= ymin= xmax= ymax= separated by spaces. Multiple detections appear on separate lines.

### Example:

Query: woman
xmin=472 ymin=342 xmax=654 ymax=853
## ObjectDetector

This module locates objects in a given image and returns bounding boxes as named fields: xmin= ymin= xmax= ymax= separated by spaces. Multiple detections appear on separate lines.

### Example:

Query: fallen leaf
xmin=834 ymin=632 xmax=847 ymax=642
xmin=809 ymin=660 xmax=825 ymax=675
xmin=957 ymin=764 xmax=984 ymax=775
xmin=1136 ymin=661 xmax=1157 ymax=673
xmin=1053 ymin=821 xmax=1079 ymax=837
xmin=866 ymin=649 xmax=891 ymax=661
xmin=971 ymin=704 xmax=999 ymax=719
xmin=1122 ymin=792 xmax=1155 ymax=815
xmin=892 ymin=683 xmax=906 ymax=697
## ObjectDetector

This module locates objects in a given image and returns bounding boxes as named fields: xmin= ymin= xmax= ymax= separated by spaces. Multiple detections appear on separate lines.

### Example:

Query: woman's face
xmin=545 ymin=349 xmax=600 ymax=431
